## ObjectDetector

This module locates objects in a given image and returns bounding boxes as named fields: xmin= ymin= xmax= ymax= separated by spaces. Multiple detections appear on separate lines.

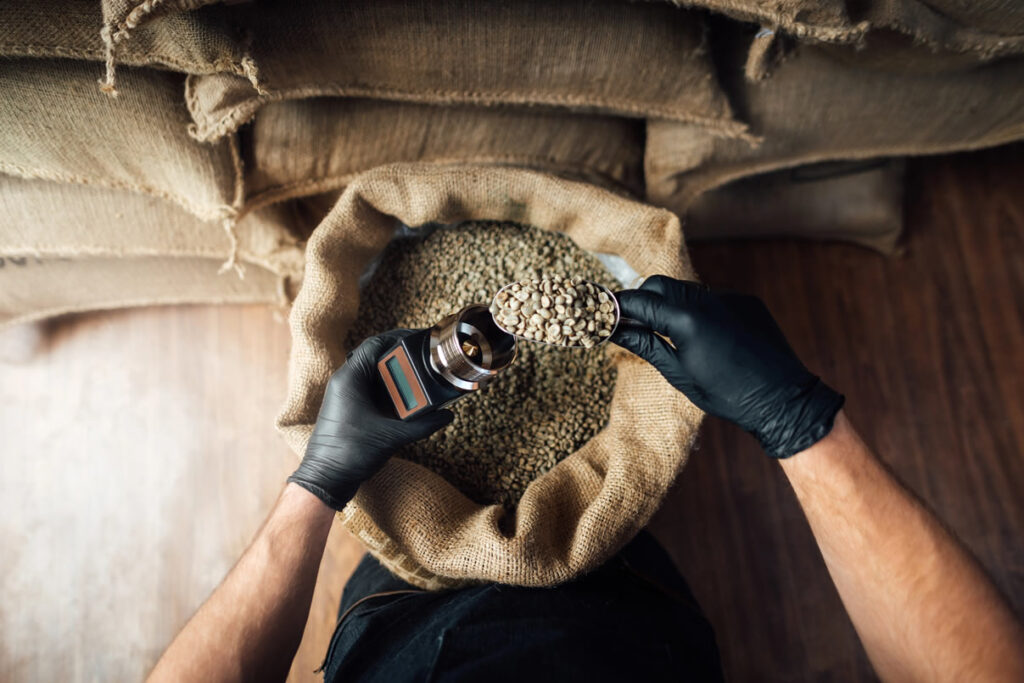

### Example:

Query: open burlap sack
xmin=646 ymin=33 xmax=1024 ymax=218
xmin=186 ymin=0 xmax=744 ymax=142
xmin=685 ymin=159 xmax=906 ymax=253
xmin=277 ymin=163 xmax=702 ymax=589
xmin=0 ymin=59 xmax=240 ymax=223
xmin=245 ymin=99 xmax=645 ymax=212
xmin=0 ymin=176 xmax=306 ymax=327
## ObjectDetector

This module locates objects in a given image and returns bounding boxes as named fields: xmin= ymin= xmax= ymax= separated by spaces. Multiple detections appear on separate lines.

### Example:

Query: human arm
xmin=148 ymin=484 xmax=333 ymax=683
xmin=613 ymin=276 xmax=1024 ymax=681
xmin=148 ymin=333 xmax=452 ymax=682
xmin=783 ymin=411 xmax=1024 ymax=682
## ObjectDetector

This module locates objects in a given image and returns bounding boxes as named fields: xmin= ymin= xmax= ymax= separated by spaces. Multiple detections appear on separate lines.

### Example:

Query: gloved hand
xmin=288 ymin=331 xmax=454 ymax=509
xmin=613 ymin=275 xmax=844 ymax=458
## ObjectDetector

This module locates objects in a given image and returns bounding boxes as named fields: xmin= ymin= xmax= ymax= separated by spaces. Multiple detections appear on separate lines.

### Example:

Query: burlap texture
xmin=97 ymin=0 xmax=233 ymax=94
xmin=0 ymin=59 xmax=240 ymax=222
xmin=685 ymin=159 xmax=905 ymax=253
xmin=663 ymin=0 xmax=1024 ymax=58
xmin=858 ymin=0 xmax=1024 ymax=58
xmin=0 ymin=255 xmax=284 ymax=328
xmin=101 ymin=0 xmax=219 ymax=42
xmin=245 ymin=99 xmax=645 ymax=211
xmin=0 ymin=176 xmax=306 ymax=327
xmin=277 ymin=163 xmax=702 ymax=589
xmin=185 ymin=0 xmax=744 ymax=142
xmin=0 ymin=176 xmax=304 ymax=278
xmin=646 ymin=34 xmax=1024 ymax=217
xmin=1 ymin=0 xmax=244 ymax=80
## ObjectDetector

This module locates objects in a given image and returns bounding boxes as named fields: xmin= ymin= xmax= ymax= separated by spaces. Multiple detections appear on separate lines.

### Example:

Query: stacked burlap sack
xmin=5 ymin=0 xmax=1024 ymax=327
xmin=0 ymin=0 xmax=727 ymax=326
xmin=3 ymin=0 xmax=1024 ymax=586
xmin=0 ymin=17 xmax=307 ymax=326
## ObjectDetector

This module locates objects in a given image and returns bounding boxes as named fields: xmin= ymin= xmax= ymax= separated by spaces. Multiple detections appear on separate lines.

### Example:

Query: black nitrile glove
xmin=613 ymin=275 xmax=844 ymax=458
xmin=288 ymin=332 xmax=454 ymax=509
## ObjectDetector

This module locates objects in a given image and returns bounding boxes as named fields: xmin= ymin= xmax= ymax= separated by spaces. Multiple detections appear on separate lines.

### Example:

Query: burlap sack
xmin=1 ymin=0 xmax=245 ymax=91
xmin=186 ymin=0 xmax=744 ymax=142
xmin=666 ymin=0 xmax=860 ymax=44
xmin=0 ymin=176 xmax=304 ymax=277
xmin=661 ymin=0 xmax=1024 ymax=58
xmin=245 ymin=99 xmax=645 ymax=211
xmin=646 ymin=33 xmax=1024 ymax=217
xmin=0 ymin=176 xmax=306 ymax=327
xmin=685 ymin=159 xmax=905 ymax=253
xmin=277 ymin=162 xmax=703 ymax=589
xmin=0 ymin=256 xmax=285 ymax=328
xmin=97 ymin=0 xmax=241 ymax=94
xmin=0 ymin=59 xmax=240 ymax=223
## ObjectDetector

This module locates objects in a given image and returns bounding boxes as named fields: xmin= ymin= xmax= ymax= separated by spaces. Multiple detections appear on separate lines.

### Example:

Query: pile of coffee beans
xmin=491 ymin=276 xmax=617 ymax=348
xmin=347 ymin=221 xmax=618 ymax=508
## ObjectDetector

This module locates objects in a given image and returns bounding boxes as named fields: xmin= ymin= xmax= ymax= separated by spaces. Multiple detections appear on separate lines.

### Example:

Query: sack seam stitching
xmin=188 ymin=82 xmax=753 ymax=143
xmin=0 ymin=44 xmax=247 ymax=74
xmin=1 ymin=293 xmax=280 ymax=330
xmin=0 ymin=161 xmax=233 ymax=222
xmin=0 ymin=244 xmax=301 ymax=276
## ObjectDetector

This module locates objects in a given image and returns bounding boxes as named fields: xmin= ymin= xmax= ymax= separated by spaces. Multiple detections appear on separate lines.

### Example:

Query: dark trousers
xmin=324 ymin=532 xmax=723 ymax=682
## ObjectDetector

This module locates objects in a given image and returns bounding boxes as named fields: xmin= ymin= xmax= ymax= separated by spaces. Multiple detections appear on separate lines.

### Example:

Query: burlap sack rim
xmin=185 ymin=75 xmax=753 ymax=144
xmin=241 ymin=155 xmax=643 ymax=218
xmin=0 ymin=43 xmax=248 ymax=77
xmin=348 ymin=356 xmax=702 ymax=590
xmin=277 ymin=162 xmax=703 ymax=589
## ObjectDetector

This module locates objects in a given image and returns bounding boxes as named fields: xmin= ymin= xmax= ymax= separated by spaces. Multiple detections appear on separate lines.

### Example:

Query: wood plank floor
xmin=1 ymin=145 xmax=1022 ymax=681
xmin=0 ymin=306 xmax=364 ymax=682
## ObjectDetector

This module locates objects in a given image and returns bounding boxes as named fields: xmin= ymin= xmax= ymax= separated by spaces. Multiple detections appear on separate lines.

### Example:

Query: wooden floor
xmin=0 ymin=306 xmax=361 ymax=682
xmin=653 ymin=143 xmax=1024 ymax=681
xmin=1 ymin=145 xmax=1022 ymax=681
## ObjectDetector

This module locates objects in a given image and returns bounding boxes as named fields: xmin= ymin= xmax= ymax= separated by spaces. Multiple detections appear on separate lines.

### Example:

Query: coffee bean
xmin=492 ymin=277 xmax=619 ymax=350
xmin=347 ymin=221 xmax=617 ymax=509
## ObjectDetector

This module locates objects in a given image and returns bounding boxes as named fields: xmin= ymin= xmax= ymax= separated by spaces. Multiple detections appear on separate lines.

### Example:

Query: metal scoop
xmin=489 ymin=279 xmax=628 ymax=349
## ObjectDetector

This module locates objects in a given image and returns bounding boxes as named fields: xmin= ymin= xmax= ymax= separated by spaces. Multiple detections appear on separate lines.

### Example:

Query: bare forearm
xmin=781 ymin=412 xmax=1024 ymax=682
xmin=149 ymin=484 xmax=335 ymax=683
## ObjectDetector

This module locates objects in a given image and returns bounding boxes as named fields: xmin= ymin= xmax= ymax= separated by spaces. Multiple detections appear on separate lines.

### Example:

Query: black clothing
xmin=323 ymin=532 xmax=724 ymax=682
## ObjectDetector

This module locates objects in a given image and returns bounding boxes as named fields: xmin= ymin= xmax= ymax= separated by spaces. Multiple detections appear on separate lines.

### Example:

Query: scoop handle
xmin=608 ymin=315 xmax=677 ymax=350
xmin=616 ymin=316 xmax=645 ymax=329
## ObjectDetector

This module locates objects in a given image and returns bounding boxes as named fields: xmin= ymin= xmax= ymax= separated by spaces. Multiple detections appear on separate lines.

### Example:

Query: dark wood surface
xmin=1 ymin=146 xmax=1021 ymax=681
xmin=651 ymin=144 xmax=1024 ymax=681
